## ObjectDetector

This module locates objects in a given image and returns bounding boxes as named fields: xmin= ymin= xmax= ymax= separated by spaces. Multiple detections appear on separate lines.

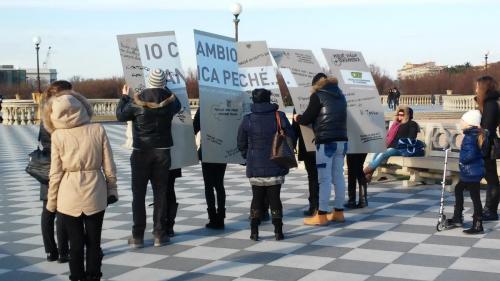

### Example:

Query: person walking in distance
xmin=475 ymin=76 xmax=500 ymax=221
xmin=44 ymin=90 xmax=118 ymax=281
xmin=294 ymin=77 xmax=348 ymax=226
xmin=116 ymin=68 xmax=181 ymax=247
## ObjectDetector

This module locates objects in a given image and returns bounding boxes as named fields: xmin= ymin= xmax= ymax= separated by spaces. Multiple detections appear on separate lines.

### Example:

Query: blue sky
xmin=1 ymin=0 xmax=499 ymax=80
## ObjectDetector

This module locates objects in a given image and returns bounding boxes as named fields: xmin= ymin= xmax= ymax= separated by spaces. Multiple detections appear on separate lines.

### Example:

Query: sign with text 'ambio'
xmin=116 ymin=31 xmax=198 ymax=169
xmin=270 ymin=48 xmax=323 ymax=152
xmin=194 ymin=30 xmax=246 ymax=164
xmin=322 ymin=49 xmax=385 ymax=153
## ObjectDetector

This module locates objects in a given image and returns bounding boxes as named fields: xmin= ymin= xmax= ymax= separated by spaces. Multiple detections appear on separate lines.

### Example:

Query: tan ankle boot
xmin=304 ymin=211 xmax=329 ymax=226
xmin=327 ymin=210 xmax=345 ymax=222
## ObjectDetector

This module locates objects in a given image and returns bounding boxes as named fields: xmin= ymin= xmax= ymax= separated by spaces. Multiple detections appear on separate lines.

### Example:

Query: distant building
xmin=397 ymin=62 xmax=445 ymax=80
xmin=0 ymin=65 xmax=27 ymax=87
xmin=25 ymin=68 xmax=57 ymax=85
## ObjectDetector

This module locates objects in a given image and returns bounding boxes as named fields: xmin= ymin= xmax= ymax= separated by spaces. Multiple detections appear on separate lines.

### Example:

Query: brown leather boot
xmin=327 ymin=209 xmax=345 ymax=223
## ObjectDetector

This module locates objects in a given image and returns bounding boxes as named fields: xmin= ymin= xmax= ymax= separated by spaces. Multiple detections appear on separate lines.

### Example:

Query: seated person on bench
xmin=364 ymin=106 xmax=419 ymax=182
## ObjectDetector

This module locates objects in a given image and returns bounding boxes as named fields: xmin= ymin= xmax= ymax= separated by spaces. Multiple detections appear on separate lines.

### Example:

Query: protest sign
xmin=322 ymin=49 xmax=385 ymax=153
xmin=237 ymin=41 xmax=284 ymax=110
xmin=117 ymin=31 xmax=198 ymax=169
xmin=270 ymin=48 xmax=323 ymax=151
xmin=194 ymin=30 xmax=247 ymax=164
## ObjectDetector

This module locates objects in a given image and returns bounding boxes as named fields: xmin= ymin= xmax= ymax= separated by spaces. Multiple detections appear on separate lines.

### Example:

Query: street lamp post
xmin=485 ymin=51 xmax=489 ymax=73
xmin=231 ymin=3 xmax=242 ymax=42
xmin=33 ymin=36 xmax=42 ymax=93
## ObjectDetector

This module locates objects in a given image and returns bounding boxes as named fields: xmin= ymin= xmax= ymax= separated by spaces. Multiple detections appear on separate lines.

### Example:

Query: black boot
xmin=463 ymin=216 xmax=484 ymax=234
xmin=483 ymin=185 xmax=499 ymax=221
xmin=344 ymin=177 xmax=357 ymax=209
xmin=271 ymin=209 xmax=284 ymax=241
xmin=166 ymin=203 xmax=179 ymax=237
xmin=85 ymin=272 xmax=102 ymax=281
xmin=446 ymin=211 xmax=463 ymax=228
xmin=206 ymin=208 xmax=221 ymax=229
xmin=357 ymin=183 xmax=368 ymax=208
xmin=216 ymin=208 xmax=226 ymax=229
xmin=250 ymin=209 xmax=260 ymax=241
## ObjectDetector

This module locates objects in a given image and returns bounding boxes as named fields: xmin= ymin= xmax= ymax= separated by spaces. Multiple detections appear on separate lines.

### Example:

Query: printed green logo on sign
xmin=351 ymin=72 xmax=362 ymax=79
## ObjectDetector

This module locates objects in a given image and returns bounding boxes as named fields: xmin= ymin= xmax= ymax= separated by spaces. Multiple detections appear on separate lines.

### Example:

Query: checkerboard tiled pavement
xmin=1 ymin=123 xmax=500 ymax=281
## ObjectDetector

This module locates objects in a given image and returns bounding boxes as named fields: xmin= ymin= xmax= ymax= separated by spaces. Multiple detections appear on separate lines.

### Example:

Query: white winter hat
xmin=147 ymin=68 xmax=166 ymax=88
xmin=461 ymin=110 xmax=482 ymax=127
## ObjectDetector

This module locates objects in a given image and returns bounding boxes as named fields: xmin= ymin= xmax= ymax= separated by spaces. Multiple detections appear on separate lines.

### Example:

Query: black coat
xmin=116 ymin=88 xmax=181 ymax=149
xmin=389 ymin=120 xmax=420 ymax=148
xmin=297 ymin=83 xmax=347 ymax=144
xmin=480 ymin=90 xmax=500 ymax=140
xmin=237 ymin=103 xmax=295 ymax=178
xmin=39 ymin=122 xmax=51 ymax=201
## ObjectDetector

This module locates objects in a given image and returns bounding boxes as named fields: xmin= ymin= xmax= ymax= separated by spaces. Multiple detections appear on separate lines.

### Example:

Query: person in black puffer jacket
xmin=475 ymin=75 xmax=500 ymax=221
xmin=237 ymin=88 xmax=295 ymax=241
xmin=295 ymin=77 xmax=348 ymax=226
xmin=116 ymin=68 xmax=181 ymax=247
xmin=39 ymin=81 xmax=71 ymax=263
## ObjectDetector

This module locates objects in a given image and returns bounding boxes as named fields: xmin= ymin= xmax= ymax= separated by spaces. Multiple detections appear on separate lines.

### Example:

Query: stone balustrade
xmin=0 ymin=100 xmax=37 ymax=125
xmin=88 ymin=99 xmax=119 ymax=121
xmin=380 ymin=94 xmax=441 ymax=106
xmin=442 ymin=95 xmax=477 ymax=111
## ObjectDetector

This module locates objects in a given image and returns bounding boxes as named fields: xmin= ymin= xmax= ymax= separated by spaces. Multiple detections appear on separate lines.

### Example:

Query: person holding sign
xmin=193 ymin=108 xmax=227 ymax=229
xmin=294 ymin=77 xmax=348 ymax=226
xmin=116 ymin=69 xmax=181 ymax=248
xmin=238 ymin=88 xmax=295 ymax=241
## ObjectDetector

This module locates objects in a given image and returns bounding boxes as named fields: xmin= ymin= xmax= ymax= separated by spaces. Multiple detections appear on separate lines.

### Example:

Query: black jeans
xmin=60 ymin=211 xmax=105 ymax=281
xmin=41 ymin=200 xmax=69 ymax=255
xmin=454 ymin=181 xmax=483 ymax=219
xmin=131 ymin=149 xmax=171 ymax=238
xmin=483 ymin=157 xmax=499 ymax=212
xmin=251 ymin=185 xmax=283 ymax=219
xmin=303 ymin=152 xmax=319 ymax=210
xmin=201 ymin=162 xmax=227 ymax=211
xmin=347 ymin=153 xmax=368 ymax=201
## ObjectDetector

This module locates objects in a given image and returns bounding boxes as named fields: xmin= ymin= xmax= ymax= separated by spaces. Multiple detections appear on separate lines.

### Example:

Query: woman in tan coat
xmin=44 ymin=90 xmax=118 ymax=281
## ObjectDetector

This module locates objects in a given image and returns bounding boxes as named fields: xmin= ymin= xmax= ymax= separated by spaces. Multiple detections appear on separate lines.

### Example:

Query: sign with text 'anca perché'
xmin=194 ymin=30 xmax=246 ymax=164
xmin=270 ymin=48 xmax=323 ymax=152
xmin=322 ymin=49 xmax=385 ymax=153
xmin=116 ymin=31 xmax=198 ymax=169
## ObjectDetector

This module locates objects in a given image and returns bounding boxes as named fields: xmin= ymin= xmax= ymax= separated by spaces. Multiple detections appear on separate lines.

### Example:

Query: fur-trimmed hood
xmin=43 ymin=90 xmax=93 ymax=134
xmin=394 ymin=105 xmax=412 ymax=124
xmin=133 ymin=88 xmax=176 ymax=109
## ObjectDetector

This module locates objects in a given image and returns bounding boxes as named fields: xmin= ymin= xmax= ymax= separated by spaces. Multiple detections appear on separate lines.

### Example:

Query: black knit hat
xmin=312 ymin=72 xmax=327 ymax=86
xmin=251 ymin=88 xmax=271 ymax=103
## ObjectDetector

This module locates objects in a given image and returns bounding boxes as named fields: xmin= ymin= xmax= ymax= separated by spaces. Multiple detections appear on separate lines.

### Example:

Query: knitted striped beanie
xmin=147 ymin=68 xmax=166 ymax=88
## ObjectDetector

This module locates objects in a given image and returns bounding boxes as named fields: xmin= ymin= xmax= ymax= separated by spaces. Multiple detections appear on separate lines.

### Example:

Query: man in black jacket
xmin=294 ymin=76 xmax=348 ymax=226
xmin=116 ymin=68 xmax=181 ymax=247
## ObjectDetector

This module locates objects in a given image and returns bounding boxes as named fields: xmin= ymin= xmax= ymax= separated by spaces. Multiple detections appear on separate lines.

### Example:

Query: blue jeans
xmin=316 ymin=142 xmax=347 ymax=212
xmin=368 ymin=148 xmax=402 ymax=170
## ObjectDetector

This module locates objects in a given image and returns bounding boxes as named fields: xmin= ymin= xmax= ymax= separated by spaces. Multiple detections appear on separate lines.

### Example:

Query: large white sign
xmin=270 ymin=48 xmax=323 ymax=152
xmin=117 ymin=31 xmax=198 ymax=169
xmin=195 ymin=30 xmax=246 ymax=164
xmin=322 ymin=49 xmax=385 ymax=153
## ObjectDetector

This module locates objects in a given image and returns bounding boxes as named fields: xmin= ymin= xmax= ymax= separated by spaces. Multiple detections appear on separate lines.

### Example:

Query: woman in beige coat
xmin=44 ymin=90 xmax=118 ymax=281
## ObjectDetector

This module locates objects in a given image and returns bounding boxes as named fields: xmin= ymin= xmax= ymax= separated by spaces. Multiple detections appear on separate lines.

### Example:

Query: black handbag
xmin=270 ymin=111 xmax=298 ymax=169
xmin=26 ymin=146 xmax=51 ymax=184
